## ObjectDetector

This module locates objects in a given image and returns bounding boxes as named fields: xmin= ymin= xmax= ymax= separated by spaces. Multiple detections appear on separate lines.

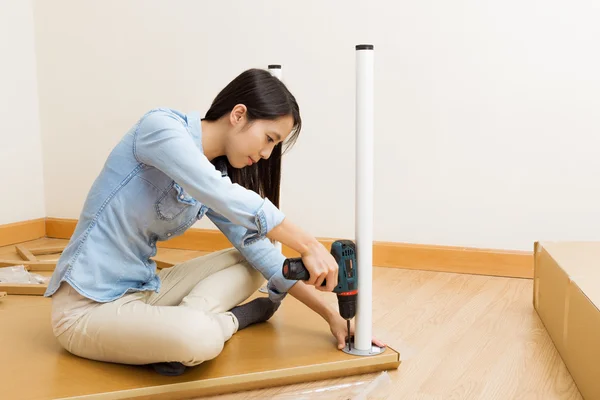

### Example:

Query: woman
xmin=45 ymin=68 xmax=383 ymax=376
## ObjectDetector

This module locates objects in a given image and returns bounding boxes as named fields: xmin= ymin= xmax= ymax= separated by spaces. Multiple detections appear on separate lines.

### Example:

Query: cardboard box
xmin=534 ymin=242 xmax=600 ymax=400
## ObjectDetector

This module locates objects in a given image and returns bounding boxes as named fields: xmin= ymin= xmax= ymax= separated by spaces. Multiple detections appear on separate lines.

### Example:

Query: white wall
xmin=0 ymin=0 xmax=46 ymax=224
xmin=32 ymin=0 xmax=600 ymax=251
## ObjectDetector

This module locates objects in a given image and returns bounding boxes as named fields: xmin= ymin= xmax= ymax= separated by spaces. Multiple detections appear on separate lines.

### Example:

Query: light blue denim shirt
xmin=44 ymin=108 xmax=298 ymax=303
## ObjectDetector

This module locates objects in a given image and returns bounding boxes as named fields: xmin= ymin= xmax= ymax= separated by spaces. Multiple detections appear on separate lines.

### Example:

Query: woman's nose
xmin=260 ymin=147 xmax=273 ymax=159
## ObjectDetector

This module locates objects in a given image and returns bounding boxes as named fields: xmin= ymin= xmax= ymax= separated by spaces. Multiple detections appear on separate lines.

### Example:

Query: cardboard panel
xmin=567 ymin=284 xmax=600 ymax=400
xmin=534 ymin=246 xmax=570 ymax=359
xmin=534 ymin=242 xmax=600 ymax=400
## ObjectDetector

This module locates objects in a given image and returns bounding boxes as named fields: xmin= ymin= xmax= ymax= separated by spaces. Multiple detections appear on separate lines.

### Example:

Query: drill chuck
xmin=338 ymin=292 xmax=357 ymax=320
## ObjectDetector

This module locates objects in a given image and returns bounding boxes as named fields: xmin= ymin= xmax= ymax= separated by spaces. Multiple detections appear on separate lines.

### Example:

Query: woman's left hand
xmin=329 ymin=313 xmax=386 ymax=350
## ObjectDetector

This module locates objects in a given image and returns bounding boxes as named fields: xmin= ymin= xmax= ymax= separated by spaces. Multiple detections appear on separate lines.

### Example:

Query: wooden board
xmin=0 ymin=291 xmax=6 ymax=299
xmin=23 ymin=261 xmax=57 ymax=272
xmin=46 ymin=217 xmax=533 ymax=278
xmin=0 ymin=283 xmax=48 ymax=295
xmin=30 ymin=244 xmax=66 ymax=255
xmin=0 ymin=237 xmax=67 ymax=259
xmin=0 ymin=259 xmax=57 ymax=271
xmin=16 ymin=245 xmax=37 ymax=261
xmin=0 ymin=292 xmax=399 ymax=400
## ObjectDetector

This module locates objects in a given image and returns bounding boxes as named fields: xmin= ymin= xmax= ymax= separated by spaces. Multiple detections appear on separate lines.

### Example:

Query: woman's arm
xmin=288 ymin=280 xmax=387 ymax=350
xmin=287 ymin=280 xmax=336 ymax=323
xmin=135 ymin=109 xmax=338 ymax=292
xmin=205 ymin=208 xmax=298 ymax=302
xmin=134 ymin=109 xmax=283 ymax=247
xmin=266 ymin=217 xmax=321 ymax=256
xmin=288 ymin=280 xmax=356 ymax=350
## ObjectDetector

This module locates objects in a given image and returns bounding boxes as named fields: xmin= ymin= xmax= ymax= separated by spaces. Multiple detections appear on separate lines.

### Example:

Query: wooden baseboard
xmin=374 ymin=241 xmax=532 ymax=278
xmin=44 ymin=217 xmax=533 ymax=278
xmin=0 ymin=218 xmax=46 ymax=247
xmin=44 ymin=217 xmax=75 ymax=240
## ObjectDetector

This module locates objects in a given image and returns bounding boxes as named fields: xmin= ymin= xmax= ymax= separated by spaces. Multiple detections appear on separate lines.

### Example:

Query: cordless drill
xmin=282 ymin=239 xmax=358 ymax=350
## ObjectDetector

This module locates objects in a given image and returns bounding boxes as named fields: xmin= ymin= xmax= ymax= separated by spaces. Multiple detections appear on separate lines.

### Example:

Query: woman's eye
xmin=267 ymin=135 xmax=274 ymax=143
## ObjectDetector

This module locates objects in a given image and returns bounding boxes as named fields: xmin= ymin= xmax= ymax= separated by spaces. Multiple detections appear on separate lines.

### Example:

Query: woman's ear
xmin=230 ymin=104 xmax=247 ymax=126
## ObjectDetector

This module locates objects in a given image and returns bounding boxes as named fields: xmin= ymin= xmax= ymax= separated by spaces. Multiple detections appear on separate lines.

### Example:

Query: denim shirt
xmin=44 ymin=108 xmax=298 ymax=303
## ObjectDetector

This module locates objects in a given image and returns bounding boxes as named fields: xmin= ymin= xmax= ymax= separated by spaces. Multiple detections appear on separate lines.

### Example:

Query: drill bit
xmin=347 ymin=319 xmax=351 ymax=351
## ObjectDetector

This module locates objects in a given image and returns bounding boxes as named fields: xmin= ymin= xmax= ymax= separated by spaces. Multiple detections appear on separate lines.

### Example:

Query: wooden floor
xmin=0 ymin=239 xmax=582 ymax=399
xmin=204 ymin=270 xmax=582 ymax=400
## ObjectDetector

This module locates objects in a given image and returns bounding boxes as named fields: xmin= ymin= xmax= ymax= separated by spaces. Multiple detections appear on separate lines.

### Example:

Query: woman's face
xmin=226 ymin=106 xmax=294 ymax=169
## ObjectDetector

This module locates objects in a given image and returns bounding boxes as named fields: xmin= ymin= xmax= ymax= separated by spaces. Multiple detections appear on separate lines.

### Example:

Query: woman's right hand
xmin=266 ymin=218 xmax=339 ymax=292
xmin=300 ymin=241 xmax=339 ymax=292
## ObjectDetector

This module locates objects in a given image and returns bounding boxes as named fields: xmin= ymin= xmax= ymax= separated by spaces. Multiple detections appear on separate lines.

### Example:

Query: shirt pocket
xmin=155 ymin=181 xmax=197 ymax=220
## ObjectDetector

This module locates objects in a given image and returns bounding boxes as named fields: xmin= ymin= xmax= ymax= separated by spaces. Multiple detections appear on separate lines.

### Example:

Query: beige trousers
xmin=50 ymin=248 xmax=264 ymax=367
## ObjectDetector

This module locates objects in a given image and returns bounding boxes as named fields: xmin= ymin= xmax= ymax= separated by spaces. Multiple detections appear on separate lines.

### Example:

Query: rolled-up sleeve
xmin=133 ymin=108 xmax=284 ymax=246
xmin=207 ymin=208 xmax=298 ymax=302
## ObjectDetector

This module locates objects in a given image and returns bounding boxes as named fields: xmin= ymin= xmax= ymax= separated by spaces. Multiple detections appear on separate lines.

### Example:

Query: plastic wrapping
xmin=268 ymin=371 xmax=392 ymax=399
xmin=0 ymin=265 xmax=49 ymax=284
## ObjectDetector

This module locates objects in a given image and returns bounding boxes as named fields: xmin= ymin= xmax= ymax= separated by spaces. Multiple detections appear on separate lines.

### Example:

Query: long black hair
xmin=203 ymin=68 xmax=301 ymax=208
